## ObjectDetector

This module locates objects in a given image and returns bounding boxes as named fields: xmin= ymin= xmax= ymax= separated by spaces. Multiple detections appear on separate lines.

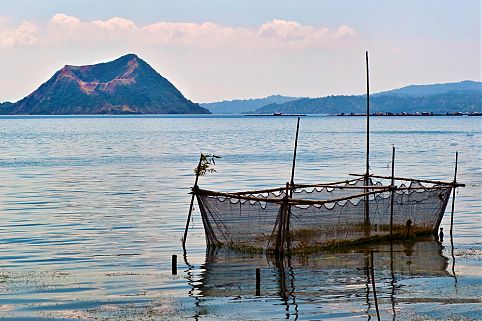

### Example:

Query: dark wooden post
xmin=256 ymin=268 xmax=261 ymax=296
xmin=182 ymin=153 xmax=204 ymax=247
xmin=450 ymin=152 xmax=458 ymax=237
xmin=172 ymin=254 xmax=177 ymax=275
xmin=390 ymin=146 xmax=396 ymax=240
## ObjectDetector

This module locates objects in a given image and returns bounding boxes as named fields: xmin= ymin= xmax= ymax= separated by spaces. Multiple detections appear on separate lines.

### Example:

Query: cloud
xmin=0 ymin=14 xmax=358 ymax=50
xmin=0 ymin=17 xmax=39 ymax=48
xmin=256 ymin=19 xmax=357 ymax=49
xmin=140 ymin=21 xmax=248 ymax=48
xmin=93 ymin=17 xmax=137 ymax=31
xmin=50 ymin=13 xmax=81 ymax=27
xmin=139 ymin=18 xmax=358 ymax=49
xmin=335 ymin=25 xmax=357 ymax=39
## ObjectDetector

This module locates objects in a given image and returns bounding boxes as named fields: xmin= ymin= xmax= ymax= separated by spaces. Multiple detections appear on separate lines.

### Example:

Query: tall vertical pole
xmin=290 ymin=117 xmax=301 ymax=197
xmin=390 ymin=146 xmax=396 ymax=240
xmin=286 ymin=118 xmax=300 ymax=254
xmin=364 ymin=51 xmax=371 ymax=228
xmin=389 ymin=147 xmax=397 ymax=317
xmin=365 ymin=51 xmax=370 ymax=179
xmin=449 ymin=152 xmax=458 ymax=237
xmin=183 ymin=153 xmax=203 ymax=247
xmin=449 ymin=152 xmax=459 ymax=283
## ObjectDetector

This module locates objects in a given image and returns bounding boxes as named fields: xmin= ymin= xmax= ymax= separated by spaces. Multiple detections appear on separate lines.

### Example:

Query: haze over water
xmin=0 ymin=115 xmax=480 ymax=320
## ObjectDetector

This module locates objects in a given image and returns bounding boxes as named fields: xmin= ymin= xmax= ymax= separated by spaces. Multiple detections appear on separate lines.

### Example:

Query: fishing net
xmin=195 ymin=177 xmax=452 ymax=252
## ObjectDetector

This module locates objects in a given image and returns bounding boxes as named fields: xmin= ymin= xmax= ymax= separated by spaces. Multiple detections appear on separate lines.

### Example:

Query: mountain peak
xmin=118 ymin=53 xmax=140 ymax=60
xmin=3 ymin=55 xmax=209 ymax=115
xmin=113 ymin=53 xmax=142 ymax=66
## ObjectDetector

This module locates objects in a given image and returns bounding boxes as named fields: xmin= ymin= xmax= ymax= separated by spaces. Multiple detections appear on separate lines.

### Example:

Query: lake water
xmin=0 ymin=115 xmax=480 ymax=320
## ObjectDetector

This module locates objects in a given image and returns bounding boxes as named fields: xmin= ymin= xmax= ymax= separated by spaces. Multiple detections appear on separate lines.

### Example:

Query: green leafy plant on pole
xmin=195 ymin=154 xmax=221 ymax=176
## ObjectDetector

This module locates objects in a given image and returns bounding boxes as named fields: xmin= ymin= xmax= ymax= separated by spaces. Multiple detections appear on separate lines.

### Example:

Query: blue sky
xmin=0 ymin=0 xmax=480 ymax=102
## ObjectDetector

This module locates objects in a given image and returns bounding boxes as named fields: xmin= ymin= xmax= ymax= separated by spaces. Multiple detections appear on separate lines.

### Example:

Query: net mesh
xmin=196 ymin=177 xmax=452 ymax=252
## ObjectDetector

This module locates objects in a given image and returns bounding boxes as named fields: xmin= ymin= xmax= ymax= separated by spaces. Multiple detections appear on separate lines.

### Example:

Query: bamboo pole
xmin=289 ymin=189 xmax=389 ymax=206
xmin=450 ymin=152 xmax=458 ymax=237
xmin=196 ymin=187 xmax=390 ymax=205
xmin=390 ymin=146 xmax=396 ymax=240
xmin=365 ymin=51 xmax=370 ymax=179
xmin=231 ymin=186 xmax=286 ymax=195
xmin=449 ymin=153 xmax=459 ymax=283
xmin=290 ymin=117 xmax=301 ymax=196
xmin=293 ymin=178 xmax=361 ymax=188
xmin=294 ymin=184 xmax=393 ymax=190
xmin=364 ymin=51 xmax=371 ymax=228
xmin=196 ymin=188 xmax=283 ymax=203
xmin=450 ymin=229 xmax=458 ymax=283
xmin=230 ymin=178 xmax=362 ymax=195
xmin=349 ymin=173 xmax=465 ymax=187
xmin=286 ymin=120 xmax=297 ymax=253
xmin=225 ymin=184 xmax=447 ymax=197
xmin=196 ymin=185 xmax=448 ymax=207
xmin=182 ymin=154 xmax=203 ymax=247
xmin=391 ymin=186 xmax=449 ymax=190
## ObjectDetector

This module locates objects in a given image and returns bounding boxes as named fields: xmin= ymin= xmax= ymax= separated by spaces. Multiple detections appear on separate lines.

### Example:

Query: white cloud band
xmin=0 ymin=13 xmax=358 ymax=50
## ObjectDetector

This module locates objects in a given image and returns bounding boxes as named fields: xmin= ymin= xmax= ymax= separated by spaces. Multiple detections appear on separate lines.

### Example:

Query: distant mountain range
xmin=0 ymin=57 xmax=480 ymax=116
xmin=200 ymin=95 xmax=299 ymax=114
xmin=0 ymin=54 xmax=209 ymax=115
xmin=254 ymin=81 xmax=481 ymax=115
xmin=374 ymin=80 xmax=482 ymax=97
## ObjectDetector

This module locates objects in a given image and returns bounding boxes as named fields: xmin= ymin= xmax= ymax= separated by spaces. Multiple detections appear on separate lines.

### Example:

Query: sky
xmin=0 ymin=0 xmax=480 ymax=103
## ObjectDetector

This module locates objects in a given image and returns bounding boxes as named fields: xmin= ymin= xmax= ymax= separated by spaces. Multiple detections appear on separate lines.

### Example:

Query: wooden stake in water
xmin=182 ymin=154 xmax=204 ymax=247
xmin=256 ymin=268 xmax=261 ymax=296
xmin=390 ymin=146 xmax=396 ymax=240
xmin=450 ymin=152 xmax=459 ymax=283
xmin=172 ymin=254 xmax=177 ymax=275
xmin=450 ymin=152 xmax=458 ymax=237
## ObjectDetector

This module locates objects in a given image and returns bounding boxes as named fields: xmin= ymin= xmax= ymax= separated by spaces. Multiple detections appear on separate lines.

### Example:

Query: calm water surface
xmin=0 ymin=115 xmax=480 ymax=320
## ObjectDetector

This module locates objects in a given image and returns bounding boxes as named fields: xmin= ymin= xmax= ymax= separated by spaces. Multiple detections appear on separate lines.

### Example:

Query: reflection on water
xmin=185 ymin=240 xmax=450 ymax=320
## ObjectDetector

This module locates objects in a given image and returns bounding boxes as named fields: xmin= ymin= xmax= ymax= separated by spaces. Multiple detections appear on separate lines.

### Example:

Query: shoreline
xmin=337 ymin=112 xmax=482 ymax=117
